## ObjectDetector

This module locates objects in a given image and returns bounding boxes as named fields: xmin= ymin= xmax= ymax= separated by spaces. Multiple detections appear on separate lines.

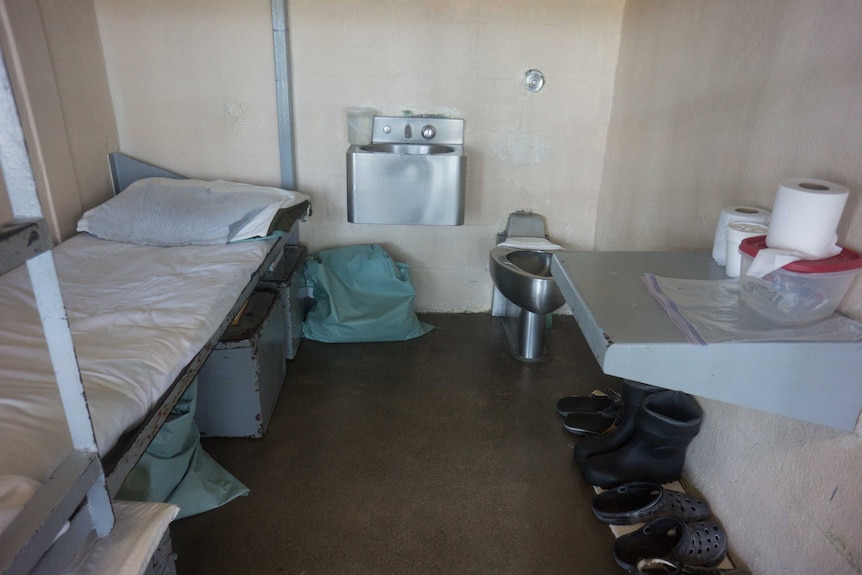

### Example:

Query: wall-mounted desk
xmin=551 ymin=250 xmax=862 ymax=431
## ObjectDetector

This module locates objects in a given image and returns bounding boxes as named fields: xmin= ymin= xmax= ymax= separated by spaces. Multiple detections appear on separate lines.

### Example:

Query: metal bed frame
xmin=0 ymin=40 xmax=306 ymax=572
xmin=99 ymin=153 xmax=307 ymax=496
xmin=0 ymin=35 xmax=114 ymax=574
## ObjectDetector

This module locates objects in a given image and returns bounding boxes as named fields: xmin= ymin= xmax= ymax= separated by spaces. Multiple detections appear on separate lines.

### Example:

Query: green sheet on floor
xmin=302 ymin=244 xmax=433 ymax=343
xmin=117 ymin=380 xmax=249 ymax=519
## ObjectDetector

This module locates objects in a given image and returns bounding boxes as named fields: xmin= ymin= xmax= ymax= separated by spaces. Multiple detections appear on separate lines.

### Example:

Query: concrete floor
xmin=170 ymin=313 xmax=624 ymax=574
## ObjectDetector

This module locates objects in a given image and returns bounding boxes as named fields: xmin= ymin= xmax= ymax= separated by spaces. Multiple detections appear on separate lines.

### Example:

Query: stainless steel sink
xmin=359 ymin=143 xmax=455 ymax=155
xmin=347 ymin=116 xmax=466 ymax=225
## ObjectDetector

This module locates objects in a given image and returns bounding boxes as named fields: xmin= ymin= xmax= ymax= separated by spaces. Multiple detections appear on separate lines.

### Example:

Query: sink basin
xmin=359 ymin=143 xmax=455 ymax=155
xmin=347 ymin=116 xmax=466 ymax=226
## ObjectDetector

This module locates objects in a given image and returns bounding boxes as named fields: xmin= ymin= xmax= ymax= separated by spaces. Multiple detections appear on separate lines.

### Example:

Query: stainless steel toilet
xmin=489 ymin=213 xmax=565 ymax=359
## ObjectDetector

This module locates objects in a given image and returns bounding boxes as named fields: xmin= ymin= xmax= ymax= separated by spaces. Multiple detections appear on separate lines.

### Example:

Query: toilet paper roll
xmin=725 ymin=222 xmax=768 ymax=278
xmin=712 ymin=206 xmax=771 ymax=265
xmin=765 ymin=178 xmax=849 ymax=258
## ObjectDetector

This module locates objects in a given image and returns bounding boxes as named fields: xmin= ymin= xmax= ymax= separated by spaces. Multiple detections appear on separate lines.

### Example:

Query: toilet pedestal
xmin=495 ymin=294 xmax=550 ymax=361
xmin=518 ymin=309 xmax=547 ymax=359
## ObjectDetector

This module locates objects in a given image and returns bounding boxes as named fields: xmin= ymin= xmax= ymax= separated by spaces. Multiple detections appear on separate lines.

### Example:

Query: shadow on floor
xmin=170 ymin=313 xmax=623 ymax=574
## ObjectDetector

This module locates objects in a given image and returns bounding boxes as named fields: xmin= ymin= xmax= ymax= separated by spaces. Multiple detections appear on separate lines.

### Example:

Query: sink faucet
xmin=404 ymin=124 xmax=412 ymax=139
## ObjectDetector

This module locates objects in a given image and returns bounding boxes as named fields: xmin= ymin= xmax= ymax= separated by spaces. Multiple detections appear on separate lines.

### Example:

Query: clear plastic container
xmin=739 ymin=236 xmax=862 ymax=324
xmin=345 ymin=107 xmax=376 ymax=145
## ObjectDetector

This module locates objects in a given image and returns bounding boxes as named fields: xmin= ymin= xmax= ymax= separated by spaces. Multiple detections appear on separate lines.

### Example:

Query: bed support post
xmin=272 ymin=0 xmax=297 ymax=190
xmin=0 ymin=32 xmax=114 ymax=573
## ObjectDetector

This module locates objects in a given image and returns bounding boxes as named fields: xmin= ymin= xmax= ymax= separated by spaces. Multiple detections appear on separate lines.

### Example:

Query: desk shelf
xmin=551 ymin=251 xmax=862 ymax=431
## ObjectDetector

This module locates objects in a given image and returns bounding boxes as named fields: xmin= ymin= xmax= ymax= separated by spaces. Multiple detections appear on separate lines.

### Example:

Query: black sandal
xmin=613 ymin=517 xmax=727 ymax=571
xmin=592 ymin=482 xmax=711 ymax=525
xmin=562 ymin=410 xmax=619 ymax=436
xmin=636 ymin=558 xmax=750 ymax=575
xmin=556 ymin=388 xmax=622 ymax=417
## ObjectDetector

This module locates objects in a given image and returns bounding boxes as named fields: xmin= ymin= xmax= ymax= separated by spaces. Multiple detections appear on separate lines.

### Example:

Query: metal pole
xmin=272 ymin=0 xmax=297 ymax=190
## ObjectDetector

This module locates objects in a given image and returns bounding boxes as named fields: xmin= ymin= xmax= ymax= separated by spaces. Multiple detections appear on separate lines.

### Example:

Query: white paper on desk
xmin=746 ymin=246 xmax=841 ymax=278
xmin=642 ymin=274 xmax=862 ymax=345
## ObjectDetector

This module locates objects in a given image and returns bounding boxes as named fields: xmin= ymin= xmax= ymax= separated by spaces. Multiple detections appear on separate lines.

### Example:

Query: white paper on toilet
xmin=497 ymin=237 xmax=563 ymax=250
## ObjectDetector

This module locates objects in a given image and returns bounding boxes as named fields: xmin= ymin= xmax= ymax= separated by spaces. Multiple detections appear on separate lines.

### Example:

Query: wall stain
xmin=824 ymin=530 xmax=862 ymax=574
xmin=400 ymin=109 xmax=459 ymax=119
xmin=222 ymin=99 xmax=247 ymax=132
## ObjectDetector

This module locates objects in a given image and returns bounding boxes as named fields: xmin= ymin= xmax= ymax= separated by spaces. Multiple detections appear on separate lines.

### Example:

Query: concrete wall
xmin=94 ymin=0 xmax=283 ymax=187
xmin=94 ymin=0 xmax=625 ymax=311
xmin=599 ymin=2 xmax=862 ymax=573
xmin=0 ymin=0 xmax=118 ymax=241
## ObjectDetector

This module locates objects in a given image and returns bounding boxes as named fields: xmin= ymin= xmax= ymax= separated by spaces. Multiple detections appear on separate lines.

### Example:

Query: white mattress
xmin=0 ymin=233 xmax=273 ymax=482
xmin=64 ymin=500 xmax=180 ymax=575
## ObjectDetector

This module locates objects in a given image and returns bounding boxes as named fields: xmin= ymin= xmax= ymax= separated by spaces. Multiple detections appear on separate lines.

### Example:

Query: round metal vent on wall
xmin=524 ymin=69 xmax=545 ymax=92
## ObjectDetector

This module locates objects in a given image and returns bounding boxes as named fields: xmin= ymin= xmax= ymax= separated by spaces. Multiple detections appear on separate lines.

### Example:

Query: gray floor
xmin=170 ymin=313 xmax=624 ymax=574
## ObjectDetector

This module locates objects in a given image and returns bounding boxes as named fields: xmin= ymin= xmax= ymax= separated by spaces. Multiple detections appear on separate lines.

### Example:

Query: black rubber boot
xmin=574 ymin=380 xmax=662 ymax=464
xmin=580 ymin=390 xmax=703 ymax=488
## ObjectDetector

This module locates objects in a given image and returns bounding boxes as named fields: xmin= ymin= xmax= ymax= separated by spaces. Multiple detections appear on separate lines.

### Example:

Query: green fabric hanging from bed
xmin=117 ymin=380 xmax=248 ymax=519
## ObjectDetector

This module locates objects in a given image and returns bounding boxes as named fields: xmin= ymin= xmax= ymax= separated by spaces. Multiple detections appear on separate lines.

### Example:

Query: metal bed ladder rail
xmin=0 ymin=40 xmax=114 ymax=574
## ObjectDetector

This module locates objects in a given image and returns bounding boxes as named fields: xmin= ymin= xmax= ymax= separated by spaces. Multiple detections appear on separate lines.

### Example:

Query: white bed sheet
xmin=0 ymin=233 xmax=273 ymax=482
xmin=64 ymin=500 xmax=179 ymax=575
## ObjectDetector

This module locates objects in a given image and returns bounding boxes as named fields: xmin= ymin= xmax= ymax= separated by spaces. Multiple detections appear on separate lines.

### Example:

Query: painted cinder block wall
xmin=0 ymin=0 xmax=118 ymax=240
xmin=94 ymin=0 xmax=626 ymax=312
xmin=599 ymin=2 xmax=862 ymax=574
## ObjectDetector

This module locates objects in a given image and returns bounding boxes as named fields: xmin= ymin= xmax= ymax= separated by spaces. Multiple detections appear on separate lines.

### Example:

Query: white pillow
xmin=77 ymin=177 xmax=309 ymax=246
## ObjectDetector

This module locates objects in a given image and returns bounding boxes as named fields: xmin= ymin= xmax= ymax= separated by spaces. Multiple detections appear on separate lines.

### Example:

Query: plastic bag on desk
xmin=302 ymin=244 xmax=433 ymax=343
xmin=642 ymin=274 xmax=862 ymax=345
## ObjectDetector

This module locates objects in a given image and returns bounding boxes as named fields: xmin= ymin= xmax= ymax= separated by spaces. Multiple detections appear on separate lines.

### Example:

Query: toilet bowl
xmin=489 ymin=218 xmax=565 ymax=359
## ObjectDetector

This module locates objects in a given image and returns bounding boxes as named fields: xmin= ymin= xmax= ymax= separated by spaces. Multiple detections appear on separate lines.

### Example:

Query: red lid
xmin=739 ymin=236 xmax=862 ymax=273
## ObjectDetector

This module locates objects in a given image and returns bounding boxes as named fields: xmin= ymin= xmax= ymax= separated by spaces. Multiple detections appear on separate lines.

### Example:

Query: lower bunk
xmin=0 ymin=180 xmax=309 ymax=573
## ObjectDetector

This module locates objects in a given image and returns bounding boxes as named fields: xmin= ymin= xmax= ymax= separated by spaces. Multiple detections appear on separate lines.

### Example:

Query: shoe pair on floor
xmin=591 ymin=482 xmax=748 ymax=573
xmin=559 ymin=384 xmax=746 ymax=573
xmin=563 ymin=381 xmax=703 ymax=488
xmin=556 ymin=388 xmax=622 ymax=435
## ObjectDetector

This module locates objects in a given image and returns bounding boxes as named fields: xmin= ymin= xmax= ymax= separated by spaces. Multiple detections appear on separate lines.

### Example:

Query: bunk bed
xmin=1 ymin=195 xmax=309 ymax=479
xmin=0 ymin=173 xmax=309 ymax=573
xmin=0 ymin=46 xmax=310 ymax=574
